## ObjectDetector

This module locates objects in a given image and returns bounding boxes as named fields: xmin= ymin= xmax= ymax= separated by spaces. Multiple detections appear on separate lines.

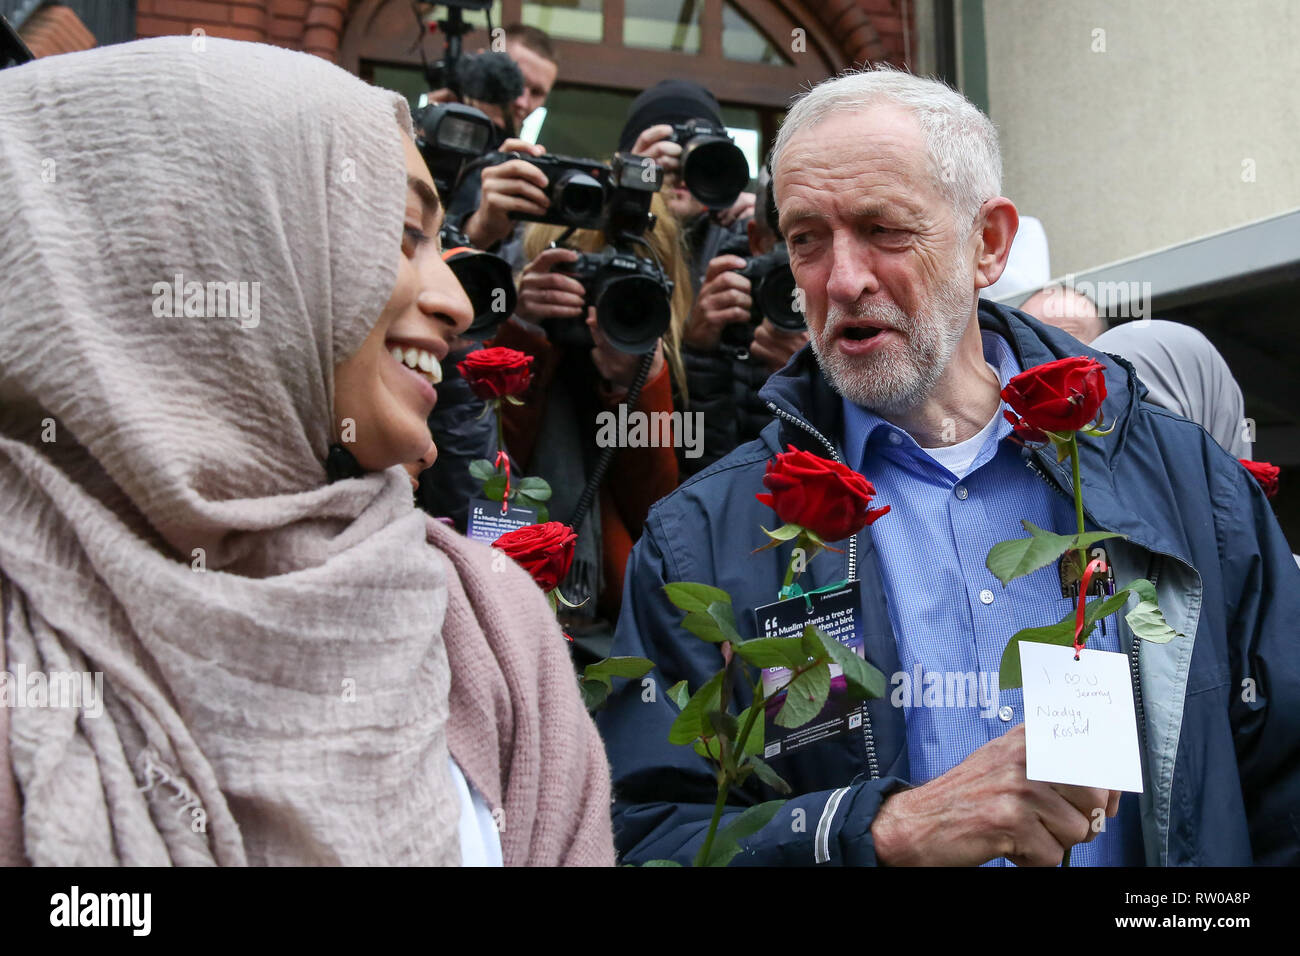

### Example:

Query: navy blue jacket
xmin=598 ymin=300 xmax=1300 ymax=866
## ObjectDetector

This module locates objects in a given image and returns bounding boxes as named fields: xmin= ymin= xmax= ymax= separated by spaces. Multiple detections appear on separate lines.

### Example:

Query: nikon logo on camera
xmin=595 ymin=404 xmax=704 ymax=459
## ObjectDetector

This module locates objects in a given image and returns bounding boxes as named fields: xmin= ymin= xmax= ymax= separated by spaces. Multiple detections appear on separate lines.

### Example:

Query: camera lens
xmin=552 ymin=171 xmax=605 ymax=229
xmin=680 ymin=138 xmax=750 ymax=210
xmin=595 ymin=274 xmax=671 ymax=355
xmin=756 ymin=256 xmax=803 ymax=331
xmin=444 ymin=248 xmax=516 ymax=341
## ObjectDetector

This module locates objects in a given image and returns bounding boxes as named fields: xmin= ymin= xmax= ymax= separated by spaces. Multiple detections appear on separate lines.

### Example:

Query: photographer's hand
xmin=465 ymin=139 xmax=549 ymax=249
xmin=629 ymin=124 xmax=681 ymax=177
xmin=515 ymin=247 xmax=586 ymax=322
xmin=587 ymin=309 xmax=663 ymax=393
xmin=748 ymin=319 xmax=808 ymax=373
xmin=716 ymin=191 xmax=756 ymax=227
xmin=684 ymin=255 xmax=752 ymax=351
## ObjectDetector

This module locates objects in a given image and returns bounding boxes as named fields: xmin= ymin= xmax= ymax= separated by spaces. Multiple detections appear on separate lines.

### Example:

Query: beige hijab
xmin=0 ymin=37 xmax=460 ymax=864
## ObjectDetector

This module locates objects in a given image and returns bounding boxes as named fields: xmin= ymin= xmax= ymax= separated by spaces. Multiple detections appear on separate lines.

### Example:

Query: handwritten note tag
xmin=1019 ymin=642 xmax=1143 ymax=793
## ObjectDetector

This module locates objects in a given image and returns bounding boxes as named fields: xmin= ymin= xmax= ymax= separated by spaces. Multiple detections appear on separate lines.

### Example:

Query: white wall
xmin=981 ymin=0 xmax=1300 ymax=276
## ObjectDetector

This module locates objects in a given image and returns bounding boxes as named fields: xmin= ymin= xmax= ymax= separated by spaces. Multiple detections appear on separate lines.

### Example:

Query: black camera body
xmin=718 ymin=235 xmax=803 ymax=333
xmin=557 ymin=247 xmax=675 ymax=356
xmin=669 ymin=120 xmax=751 ymax=211
xmin=487 ymin=152 xmax=609 ymax=230
xmin=413 ymin=102 xmax=499 ymax=203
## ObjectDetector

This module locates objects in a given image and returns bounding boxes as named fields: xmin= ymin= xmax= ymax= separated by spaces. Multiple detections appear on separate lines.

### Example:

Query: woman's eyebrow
xmin=407 ymin=176 xmax=441 ymax=219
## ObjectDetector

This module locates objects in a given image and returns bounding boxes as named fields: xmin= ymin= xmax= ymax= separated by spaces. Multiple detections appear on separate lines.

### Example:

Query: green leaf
xmin=468 ymin=458 xmax=496 ymax=483
xmin=775 ymin=660 xmax=831 ymax=728
xmin=759 ymin=522 xmax=803 ymax=542
xmin=667 ymin=679 xmax=690 ymax=710
xmin=986 ymin=521 xmax=1123 ymax=586
xmin=503 ymin=394 xmax=525 ymax=405
xmin=734 ymin=704 xmax=764 ymax=756
xmin=701 ymin=799 xmax=787 ymax=867
xmin=813 ymin=627 xmax=887 ymax=700
xmin=481 ymin=474 xmax=507 ymax=502
xmin=1122 ymin=578 xmax=1182 ymax=644
xmin=664 ymin=582 xmax=733 ymax=615
xmin=579 ymin=678 xmax=610 ymax=711
xmin=534 ymin=503 xmax=549 ymax=523
xmin=745 ymin=755 xmax=791 ymax=795
xmin=800 ymin=625 xmax=824 ymax=659
xmin=706 ymin=601 xmax=743 ymax=643
xmin=733 ymin=636 xmax=808 ymax=670
xmin=668 ymin=671 xmax=725 ymax=745
xmin=639 ymin=860 xmax=683 ymax=867
xmin=707 ymin=709 xmax=739 ymax=741
xmin=583 ymin=656 xmax=653 ymax=688
xmin=680 ymin=610 xmax=728 ymax=643
xmin=998 ymin=589 xmax=1131 ymax=689
xmin=515 ymin=476 xmax=552 ymax=500
xmin=693 ymin=737 xmax=719 ymax=760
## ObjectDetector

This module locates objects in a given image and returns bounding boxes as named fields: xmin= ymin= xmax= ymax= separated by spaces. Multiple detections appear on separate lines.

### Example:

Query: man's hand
xmin=871 ymin=725 xmax=1121 ymax=867
xmin=748 ymin=319 xmax=808 ymax=373
xmin=588 ymin=309 xmax=663 ymax=393
xmin=630 ymin=124 xmax=681 ymax=178
xmin=684 ymin=255 xmax=752 ymax=351
xmin=515 ymin=247 xmax=586 ymax=322
xmin=464 ymin=139 xmax=549 ymax=249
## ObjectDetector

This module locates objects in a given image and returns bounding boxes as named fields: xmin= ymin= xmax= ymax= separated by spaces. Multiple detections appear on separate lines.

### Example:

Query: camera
xmin=538 ymin=152 xmax=673 ymax=355
xmin=439 ymin=224 xmax=516 ymax=342
xmin=669 ymin=120 xmax=751 ymax=211
xmin=413 ymin=102 xmax=498 ymax=203
xmin=485 ymin=152 xmax=609 ymax=230
xmin=556 ymin=247 xmax=675 ymax=356
xmin=717 ymin=234 xmax=803 ymax=334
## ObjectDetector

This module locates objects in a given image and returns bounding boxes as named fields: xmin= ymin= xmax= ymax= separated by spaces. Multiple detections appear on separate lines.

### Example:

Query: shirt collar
xmin=841 ymin=329 xmax=1023 ymax=473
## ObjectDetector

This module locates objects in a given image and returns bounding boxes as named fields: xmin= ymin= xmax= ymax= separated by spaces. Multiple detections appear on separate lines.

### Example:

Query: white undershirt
xmin=918 ymin=362 xmax=1003 ymax=480
xmin=448 ymin=756 xmax=503 ymax=867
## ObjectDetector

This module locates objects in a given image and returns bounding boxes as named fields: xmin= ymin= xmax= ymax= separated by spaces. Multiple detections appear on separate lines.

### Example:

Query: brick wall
xmin=135 ymin=0 xmax=347 ymax=63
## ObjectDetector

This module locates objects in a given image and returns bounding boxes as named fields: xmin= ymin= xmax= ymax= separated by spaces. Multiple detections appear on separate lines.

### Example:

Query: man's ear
xmin=971 ymin=197 xmax=1019 ymax=291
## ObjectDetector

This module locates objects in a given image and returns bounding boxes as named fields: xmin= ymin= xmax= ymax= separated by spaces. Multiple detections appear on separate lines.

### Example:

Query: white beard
xmin=809 ymin=260 xmax=975 ymax=417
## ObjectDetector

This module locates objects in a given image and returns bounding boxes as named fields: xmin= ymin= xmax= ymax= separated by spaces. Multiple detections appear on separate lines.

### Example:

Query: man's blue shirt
xmin=840 ymin=330 xmax=1143 ymax=866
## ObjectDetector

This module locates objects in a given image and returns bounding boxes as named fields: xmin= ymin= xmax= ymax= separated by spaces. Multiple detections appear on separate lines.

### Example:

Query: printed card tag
xmin=465 ymin=498 xmax=537 ymax=545
xmin=1020 ymin=642 xmax=1143 ymax=793
xmin=751 ymin=581 xmax=866 ymax=761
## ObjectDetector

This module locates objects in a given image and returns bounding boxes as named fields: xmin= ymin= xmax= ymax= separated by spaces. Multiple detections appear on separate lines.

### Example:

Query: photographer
xmin=493 ymin=191 xmax=691 ymax=646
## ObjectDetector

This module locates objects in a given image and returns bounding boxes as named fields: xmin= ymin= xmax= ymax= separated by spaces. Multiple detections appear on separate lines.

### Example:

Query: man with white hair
xmin=598 ymin=67 xmax=1300 ymax=867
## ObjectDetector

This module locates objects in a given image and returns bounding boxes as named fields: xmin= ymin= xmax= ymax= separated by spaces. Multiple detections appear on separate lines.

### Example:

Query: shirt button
xmin=998 ymin=705 xmax=1014 ymax=722
xmin=979 ymin=588 xmax=994 ymax=605
xmin=888 ymin=432 xmax=902 ymax=445
xmin=954 ymin=484 xmax=969 ymax=500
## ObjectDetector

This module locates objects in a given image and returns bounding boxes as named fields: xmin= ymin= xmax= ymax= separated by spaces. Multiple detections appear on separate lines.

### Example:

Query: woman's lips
xmin=386 ymin=347 xmax=437 ymax=410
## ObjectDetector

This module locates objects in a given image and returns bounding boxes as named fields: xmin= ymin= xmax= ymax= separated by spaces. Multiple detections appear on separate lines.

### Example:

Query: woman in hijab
xmin=0 ymin=37 xmax=613 ymax=866
xmin=1092 ymin=319 xmax=1252 ymax=459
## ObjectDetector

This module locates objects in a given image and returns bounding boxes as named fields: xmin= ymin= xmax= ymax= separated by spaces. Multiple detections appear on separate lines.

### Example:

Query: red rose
xmin=755 ymin=445 xmax=889 ymax=542
xmin=1001 ymin=356 xmax=1107 ymax=435
xmin=1240 ymin=459 xmax=1279 ymax=499
xmin=492 ymin=521 xmax=577 ymax=593
xmin=457 ymin=347 xmax=532 ymax=401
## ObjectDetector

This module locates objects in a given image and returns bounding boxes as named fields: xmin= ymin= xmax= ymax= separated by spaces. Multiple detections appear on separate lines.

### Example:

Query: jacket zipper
xmin=1025 ymin=454 xmax=1150 ymax=757
xmin=767 ymin=401 xmax=879 ymax=779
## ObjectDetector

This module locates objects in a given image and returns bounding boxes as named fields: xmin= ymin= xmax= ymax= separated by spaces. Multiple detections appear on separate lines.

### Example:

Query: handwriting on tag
xmin=465 ymin=498 xmax=536 ymax=545
xmin=1019 ymin=642 xmax=1143 ymax=793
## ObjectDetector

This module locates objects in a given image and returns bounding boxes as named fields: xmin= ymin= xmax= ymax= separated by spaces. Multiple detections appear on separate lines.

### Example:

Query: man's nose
xmin=824 ymin=232 xmax=878 ymax=305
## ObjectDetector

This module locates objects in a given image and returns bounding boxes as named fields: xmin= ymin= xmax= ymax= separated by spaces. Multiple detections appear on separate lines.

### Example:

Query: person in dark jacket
xmin=598 ymin=67 xmax=1300 ymax=867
